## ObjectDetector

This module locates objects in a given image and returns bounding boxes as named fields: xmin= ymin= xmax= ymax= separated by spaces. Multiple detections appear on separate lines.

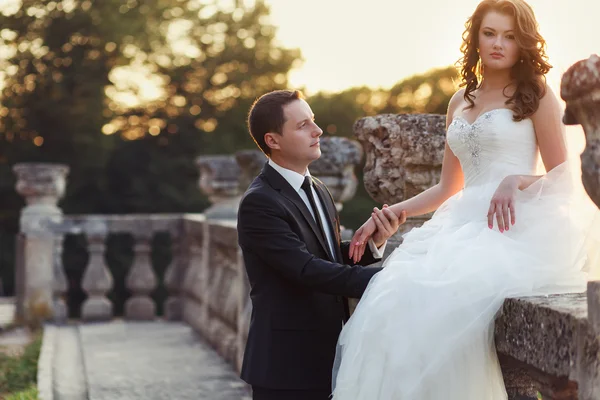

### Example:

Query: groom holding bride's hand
xmin=237 ymin=89 xmax=404 ymax=400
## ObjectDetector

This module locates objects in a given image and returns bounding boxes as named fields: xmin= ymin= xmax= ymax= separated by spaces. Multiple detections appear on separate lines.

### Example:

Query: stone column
xmin=125 ymin=228 xmax=157 ymax=320
xmin=310 ymin=136 xmax=363 ymax=212
xmin=81 ymin=222 xmax=113 ymax=321
xmin=235 ymin=149 xmax=267 ymax=192
xmin=561 ymin=54 xmax=600 ymax=208
xmin=13 ymin=163 xmax=69 ymax=325
xmin=354 ymin=114 xmax=446 ymax=255
xmin=196 ymin=155 xmax=242 ymax=220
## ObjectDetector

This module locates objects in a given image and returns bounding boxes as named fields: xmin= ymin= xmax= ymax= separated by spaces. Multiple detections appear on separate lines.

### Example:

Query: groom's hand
xmin=371 ymin=205 xmax=405 ymax=248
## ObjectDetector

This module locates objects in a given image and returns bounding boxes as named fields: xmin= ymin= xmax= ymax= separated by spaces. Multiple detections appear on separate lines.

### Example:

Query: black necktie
xmin=301 ymin=176 xmax=330 ymax=253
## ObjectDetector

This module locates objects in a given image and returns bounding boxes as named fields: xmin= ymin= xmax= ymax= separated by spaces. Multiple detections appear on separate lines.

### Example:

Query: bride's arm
xmin=387 ymin=90 xmax=466 ymax=218
xmin=349 ymin=90 xmax=466 ymax=261
xmin=510 ymin=85 xmax=568 ymax=189
xmin=488 ymin=85 xmax=568 ymax=231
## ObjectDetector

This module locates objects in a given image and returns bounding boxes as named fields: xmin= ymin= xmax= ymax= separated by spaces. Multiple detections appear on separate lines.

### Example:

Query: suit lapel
xmin=313 ymin=178 xmax=343 ymax=263
xmin=262 ymin=163 xmax=334 ymax=261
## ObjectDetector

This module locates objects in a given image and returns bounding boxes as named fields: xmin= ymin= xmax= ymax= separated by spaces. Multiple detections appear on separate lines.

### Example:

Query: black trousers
xmin=252 ymin=386 xmax=332 ymax=400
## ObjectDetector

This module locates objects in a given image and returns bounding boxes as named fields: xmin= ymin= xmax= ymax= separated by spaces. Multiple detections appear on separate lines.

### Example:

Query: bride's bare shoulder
xmin=446 ymin=88 xmax=467 ymax=127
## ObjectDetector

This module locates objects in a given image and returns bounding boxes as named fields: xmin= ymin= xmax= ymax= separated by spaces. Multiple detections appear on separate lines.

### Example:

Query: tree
xmin=0 ymin=0 xmax=301 ymax=306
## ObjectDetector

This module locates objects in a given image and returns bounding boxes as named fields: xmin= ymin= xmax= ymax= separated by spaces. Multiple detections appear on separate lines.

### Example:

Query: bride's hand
xmin=349 ymin=217 xmax=376 ymax=263
xmin=488 ymin=175 xmax=520 ymax=232
xmin=349 ymin=206 xmax=406 ymax=263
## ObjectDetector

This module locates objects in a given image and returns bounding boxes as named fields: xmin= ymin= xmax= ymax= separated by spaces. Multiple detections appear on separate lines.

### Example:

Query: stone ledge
xmin=37 ymin=324 xmax=55 ymax=400
xmin=496 ymin=293 xmax=589 ymax=377
xmin=495 ymin=292 xmax=600 ymax=399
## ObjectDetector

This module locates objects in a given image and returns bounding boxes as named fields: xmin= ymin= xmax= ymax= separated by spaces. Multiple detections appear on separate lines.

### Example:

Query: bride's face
xmin=477 ymin=11 xmax=520 ymax=71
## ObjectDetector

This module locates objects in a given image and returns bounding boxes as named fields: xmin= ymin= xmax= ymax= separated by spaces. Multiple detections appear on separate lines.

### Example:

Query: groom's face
xmin=270 ymin=99 xmax=323 ymax=164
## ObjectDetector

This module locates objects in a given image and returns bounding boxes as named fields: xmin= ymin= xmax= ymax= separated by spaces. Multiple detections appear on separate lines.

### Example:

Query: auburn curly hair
xmin=458 ymin=0 xmax=551 ymax=121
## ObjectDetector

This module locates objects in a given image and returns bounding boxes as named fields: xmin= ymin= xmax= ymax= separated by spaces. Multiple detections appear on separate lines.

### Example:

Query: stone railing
xmin=9 ymin=55 xmax=600 ymax=397
xmin=10 ymin=136 xmax=364 ymax=373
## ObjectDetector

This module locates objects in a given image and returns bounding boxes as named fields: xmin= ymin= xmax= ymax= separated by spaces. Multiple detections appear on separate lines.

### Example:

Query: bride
xmin=331 ymin=0 xmax=600 ymax=399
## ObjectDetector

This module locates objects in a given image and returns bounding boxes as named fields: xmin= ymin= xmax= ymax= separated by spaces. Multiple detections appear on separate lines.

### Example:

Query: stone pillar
xmin=125 ymin=230 xmax=157 ymax=320
xmin=354 ymin=114 xmax=446 ymax=255
xmin=13 ymin=162 xmax=69 ymax=325
xmin=561 ymin=54 xmax=600 ymax=208
xmin=235 ymin=149 xmax=267 ymax=191
xmin=196 ymin=155 xmax=242 ymax=220
xmin=310 ymin=136 xmax=363 ymax=212
xmin=81 ymin=228 xmax=113 ymax=321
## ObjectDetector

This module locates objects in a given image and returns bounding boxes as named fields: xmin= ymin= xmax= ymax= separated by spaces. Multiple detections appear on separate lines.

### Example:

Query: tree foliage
xmin=0 ymin=0 xmax=457 ymax=307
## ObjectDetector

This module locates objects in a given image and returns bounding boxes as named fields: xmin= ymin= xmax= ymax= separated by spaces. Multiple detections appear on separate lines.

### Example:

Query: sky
xmin=0 ymin=0 xmax=597 ymax=155
xmin=262 ymin=0 xmax=598 ymax=164
xmin=264 ymin=0 xmax=599 ymax=95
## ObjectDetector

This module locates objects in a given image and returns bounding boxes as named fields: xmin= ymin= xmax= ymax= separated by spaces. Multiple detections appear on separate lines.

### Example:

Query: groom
xmin=238 ymin=89 xmax=403 ymax=400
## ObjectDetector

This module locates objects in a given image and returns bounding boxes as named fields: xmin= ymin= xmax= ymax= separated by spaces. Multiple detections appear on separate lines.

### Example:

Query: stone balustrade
xmin=8 ymin=57 xmax=600 ymax=398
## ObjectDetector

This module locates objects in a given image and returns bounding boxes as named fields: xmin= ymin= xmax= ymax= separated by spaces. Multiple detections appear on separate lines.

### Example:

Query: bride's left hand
xmin=488 ymin=175 xmax=520 ymax=232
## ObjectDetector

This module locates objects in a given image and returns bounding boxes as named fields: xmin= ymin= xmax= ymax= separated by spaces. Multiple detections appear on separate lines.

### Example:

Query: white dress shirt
xmin=268 ymin=159 xmax=386 ymax=261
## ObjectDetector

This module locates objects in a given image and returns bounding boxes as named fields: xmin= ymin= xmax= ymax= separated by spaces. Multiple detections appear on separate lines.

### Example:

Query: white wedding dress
xmin=331 ymin=108 xmax=600 ymax=399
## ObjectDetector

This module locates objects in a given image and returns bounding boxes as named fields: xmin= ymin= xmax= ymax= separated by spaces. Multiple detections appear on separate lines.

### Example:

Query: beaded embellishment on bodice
xmin=446 ymin=108 xmax=539 ymax=187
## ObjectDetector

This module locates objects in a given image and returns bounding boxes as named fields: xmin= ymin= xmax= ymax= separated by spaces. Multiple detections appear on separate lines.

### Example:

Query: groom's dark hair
xmin=247 ymin=90 xmax=304 ymax=156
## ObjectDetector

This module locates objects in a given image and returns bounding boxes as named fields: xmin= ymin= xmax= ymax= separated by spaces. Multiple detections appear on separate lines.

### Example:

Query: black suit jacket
xmin=237 ymin=163 xmax=383 ymax=390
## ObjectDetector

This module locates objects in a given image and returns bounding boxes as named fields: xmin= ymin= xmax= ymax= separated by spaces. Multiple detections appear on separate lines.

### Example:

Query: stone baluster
xmin=561 ymin=54 xmax=600 ymax=208
xmin=163 ymin=225 xmax=190 ymax=321
xmin=354 ymin=114 xmax=446 ymax=253
xmin=13 ymin=162 xmax=69 ymax=325
xmin=125 ymin=230 xmax=157 ymax=320
xmin=196 ymin=155 xmax=242 ymax=220
xmin=81 ymin=232 xmax=113 ymax=321
xmin=52 ymin=235 xmax=68 ymax=324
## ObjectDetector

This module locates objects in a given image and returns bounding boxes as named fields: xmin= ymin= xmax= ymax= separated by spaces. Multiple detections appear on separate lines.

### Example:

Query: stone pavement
xmin=0 ymin=297 xmax=15 ymax=329
xmin=78 ymin=321 xmax=251 ymax=400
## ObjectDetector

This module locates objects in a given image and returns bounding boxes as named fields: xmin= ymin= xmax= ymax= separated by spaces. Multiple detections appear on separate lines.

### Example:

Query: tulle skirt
xmin=331 ymin=162 xmax=600 ymax=400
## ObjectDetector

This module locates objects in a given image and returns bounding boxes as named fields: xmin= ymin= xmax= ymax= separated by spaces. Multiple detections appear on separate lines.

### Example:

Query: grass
xmin=0 ymin=333 xmax=41 ymax=400
xmin=3 ymin=385 xmax=38 ymax=400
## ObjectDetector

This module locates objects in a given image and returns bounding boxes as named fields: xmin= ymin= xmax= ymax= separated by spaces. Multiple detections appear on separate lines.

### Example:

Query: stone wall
xmin=181 ymin=217 xmax=249 ymax=371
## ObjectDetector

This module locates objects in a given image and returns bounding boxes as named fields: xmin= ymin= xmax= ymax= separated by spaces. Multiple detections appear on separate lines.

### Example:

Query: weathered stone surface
xmin=125 ymin=239 xmax=157 ymax=320
xmin=354 ymin=114 xmax=446 ymax=205
xmin=495 ymin=292 xmax=600 ymax=400
xmin=495 ymin=294 xmax=587 ymax=377
xmin=235 ymin=149 xmax=267 ymax=191
xmin=311 ymin=136 xmax=363 ymax=211
xmin=13 ymin=163 xmax=69 ymax=325
xmin=561 ymin=54 xmax=600 ymax=208
xmin=81 ymin=235 xmax=113 ymax=322
xmin=181 ymin=218 xmax=248 ymax=371
xmin=196 ymin=155 xmax=242 ymax=219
